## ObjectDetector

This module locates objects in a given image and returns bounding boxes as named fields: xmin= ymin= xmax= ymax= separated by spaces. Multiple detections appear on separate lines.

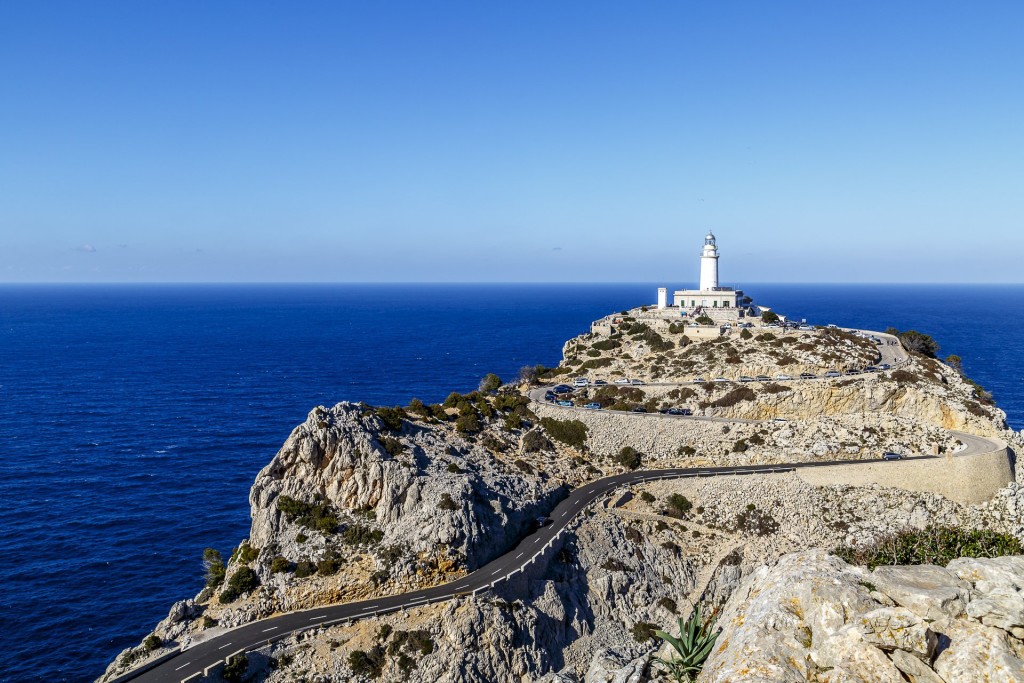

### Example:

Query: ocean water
xmin=0 ymin=283 xmax=1021 ymax=682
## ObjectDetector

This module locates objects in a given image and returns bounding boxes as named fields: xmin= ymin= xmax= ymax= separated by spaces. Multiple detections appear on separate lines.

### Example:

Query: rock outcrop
xmin=699 ymin=551 xmax=1024 ymax=683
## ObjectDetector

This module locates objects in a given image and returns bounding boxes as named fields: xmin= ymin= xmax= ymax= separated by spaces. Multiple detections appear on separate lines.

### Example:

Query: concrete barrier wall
xmin=797 ymin=443 xmax=1013 ymax=505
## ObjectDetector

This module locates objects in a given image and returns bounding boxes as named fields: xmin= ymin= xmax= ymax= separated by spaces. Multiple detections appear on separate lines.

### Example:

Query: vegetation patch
xmin=613 ymin=446 xmax=642 ymax=469
xmin=276 ymin=495 xmax=340 ymax=534
xmin=539 ymin=417 xmax=588 ymax=448
xmin=834 ymin=525 xmax=1023 ymax=569
xmin=219 ymin=566 xmax=260 ymax=603
xmin=342 ymin=524 xmax=384 ymax=546
xmin=704 ymin=387 xmax=756 ymax=409
xmin=734 ymin=504 xmax=779 ymax=536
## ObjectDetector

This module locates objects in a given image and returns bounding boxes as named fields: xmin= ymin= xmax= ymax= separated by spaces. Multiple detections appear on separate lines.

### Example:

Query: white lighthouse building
xmin=668 ymin=232 xmax=752 ymax=314
xmin=699 ymin=232 xmax=720 ymax=291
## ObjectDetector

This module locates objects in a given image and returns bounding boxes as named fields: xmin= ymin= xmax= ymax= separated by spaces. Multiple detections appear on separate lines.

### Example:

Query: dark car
xmin=631 ymin=406 xmax=648 ymax=413
xmin=799 ymin=372 xmax=816 ymax=379
xmin=665 ymin=408 xmax=691 ymax=416
xmin=882 ymin=452 xmax=904 ymax=461
xmin=553 ymin=384 xmax=573 ymax=394
xmin=594 ymin=379 xmax=608 ymax=386
xmin=533 ymin=516 xmax=553 ymax=529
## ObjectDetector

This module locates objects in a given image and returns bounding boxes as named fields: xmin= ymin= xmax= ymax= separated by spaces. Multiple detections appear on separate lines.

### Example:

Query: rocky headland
xmin=99 ymin=312 xmax=1024 ymax=683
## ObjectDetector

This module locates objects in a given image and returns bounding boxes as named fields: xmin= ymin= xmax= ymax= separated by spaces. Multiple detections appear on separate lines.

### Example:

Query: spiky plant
xmin=653 ymin=604 xmax=720 ymax=682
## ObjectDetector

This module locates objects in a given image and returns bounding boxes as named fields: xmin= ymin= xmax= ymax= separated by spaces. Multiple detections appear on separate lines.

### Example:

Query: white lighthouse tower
xmin=699 ymin=231 xmax=719 ymax=291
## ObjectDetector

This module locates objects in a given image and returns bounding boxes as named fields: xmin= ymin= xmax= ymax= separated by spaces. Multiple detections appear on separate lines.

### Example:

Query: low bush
xmin=438 ymin=493 xmax=459 ymax=511
xmin=521 ymin=430 xmax=553 ymax=452
xmin=834 ymin=525 xmax=1023 ymax=569
xmin=222 ymin=655 xmax=248 ymax=683
xmin=143 ymin=634 xmax=162 ymax=652
xmin=317 ymin=556 xmax=342 ymax=576
xmin=294 ymin=559 xmax=316 ymax=578
xmin=631 ymin=621 xmax=659 ymax=643
xmin=381 ymin=436 xmax=405 ymax=456
xmin=389 ymin=629 xmax=435 ymax=656
xmin=640 ymin=491 xmax=656 ymax=503
xmin=342 ymin=524 xmax=384 ymax=546
xmin=348 ymin=646 xmax=386 ymax=678
xmin=613 ymin=446 xmax=642 ymax=469
xmin=375 ymin=406 xmax=406 ymax=431
xmin=657 ymin=597 xmax=678 ymax=614
xmin=734 ymin=504 xmax=779 ymax=536
xmin=580 ymin=357 xmax=614 ymax=370
xmin=455 ymin=413 xmax=481 ymax=434
xmin=732 ymin=439 xmax=748 ymax=453
xmin=276 ymin=495 xmax=339 ymax=534
xmin=592 ymin=338 xmax=621 ymax=351
xmin=219 ymin=566 xmax=260 ymax=604
xmin=235 ymin=543 xmax=259 ymax=564
xmin=695 ymin=315 xmax=715 ymax=325
xmin=447 ymin=462 xmax=463 ymax=473
xmin=478 ymin=373 xmax=502 ymax=392
xmin=739 ymin=328 xmax=753 ymax=340
xmin=706 ymin=387 xmax=756 ymax=408
xmin=270 ymin=556 xmax=292 ymax=573
xmin=540 ymin=417 xmax=588 ymax=448
xmin=665 ymin=493 xmax=692 ymax=517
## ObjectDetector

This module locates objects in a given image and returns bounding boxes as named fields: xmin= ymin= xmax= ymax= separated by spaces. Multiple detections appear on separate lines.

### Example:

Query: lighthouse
xmin=699 ymin=231 xmax=719 ymax=291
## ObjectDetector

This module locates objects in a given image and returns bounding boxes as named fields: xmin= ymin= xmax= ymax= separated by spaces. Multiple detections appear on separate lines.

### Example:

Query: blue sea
xmin=1 ymin=283 xmax=1022 ymax=682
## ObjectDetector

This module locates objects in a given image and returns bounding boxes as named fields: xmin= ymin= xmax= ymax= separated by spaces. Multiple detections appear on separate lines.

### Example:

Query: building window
xmin=724 ymin=301 xmax=730 ymax=308
xmin=713 ymin=301 xmax=718 ymax=308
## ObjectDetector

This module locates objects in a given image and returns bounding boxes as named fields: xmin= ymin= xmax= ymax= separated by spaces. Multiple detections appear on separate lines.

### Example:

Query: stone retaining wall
xmin=797 ymin=442 xmax=1013 ymax=504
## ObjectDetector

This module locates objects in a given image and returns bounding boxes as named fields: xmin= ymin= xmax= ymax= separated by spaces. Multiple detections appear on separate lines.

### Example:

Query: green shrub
xmin=222 ymin=655 xmax=248 ymax=683
xmin=381 ymin=436 xmax=405 ymax=456
xmin=455 ymin=413 xmax=481 ymax=434
xmin=677 ymin=445 xmax=696 ymax=456
xmin=295 ymin=533 xmax=308 ymax=543
xmin=342 ymin=524 xmax=384 ymax=546
xmin=276 ymin=495 xmax=339 ymax=534
xmin=515 ymin=426 xmax=549 ymax=451
xmin=270 ymin=556 xmax=292 ymax=573
xmin=478 ymin=373 xmax=502 ymax=392
xmin=348 ymin=646 xmax=386 ymax=678
xmin=739 ymin=328 xmax=753 ymax=340
xmin=406 ymin=397 xmax=431 ymax=418
xmin=540 ymin=417 xmax=588 ymax=448
xmin=665 ymin=494 xmax=692 ymax=517
xmin=734 ymin=505 xmax=779 ymax=536
xmin=202 ymin=615 xmax=217 ymax=629
xmin=317 ymin=556 xmax=342 ymax=576
xmin=601 ymin=558 xmax=629 ymax=572
xmin=732 ymin=439 xmax=748 ymax=453
xmin=592 ymin=338 xmax=621 ymax=351
xmin=219 ymin=566 xmax=260 ymax=603
xmin=614 ymin=446 xmax=642 ymax=469
xmin=761 ymin=310 xmax=780 ymax=323
xmin=438 ymin=493 xmax=459 ymax=511
xmin=834 ymin=525 xmax=1023 ymax=569
xmin=447 ymin=462 xmax=463 ymax=474
xmin=294 ymin=559 xmax=316 ymax=578
xmin=236 ymin=543 xmax=259 ymax=564
xmin=631 ymin=621 xmax=660 ymax=642
xmin=388 ymin=629 xmax=435 ymax=656
xmin=143 ymin=634 xmax=162 ymax=652
xmin=707 ymin=387 xmax=756 ymax=408
xmin=375 ymin=406 xmax=406 ymax=431
xmin=658 ymin=597 xmax=678 ymax=613
xmin=640 ymin=491 xmax=656 ymax=503
xmin=580 ymin=357 xmax=613 ymax=370
xmin=896 ymin=329 xmax=940 ymax=358
xmin=203 ymin=548 xmax=226 ymax=588
xmin=695 ymin=315 xmax=715 ymax=325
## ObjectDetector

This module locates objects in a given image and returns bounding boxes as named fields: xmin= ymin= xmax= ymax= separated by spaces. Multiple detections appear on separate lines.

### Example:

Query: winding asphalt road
xmin=110 ymin=328 xmax=991 ymax=683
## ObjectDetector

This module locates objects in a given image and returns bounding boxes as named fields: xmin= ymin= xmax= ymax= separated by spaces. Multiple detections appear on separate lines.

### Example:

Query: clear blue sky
xmin=1 ymin=2 xmax=1021 ymax=283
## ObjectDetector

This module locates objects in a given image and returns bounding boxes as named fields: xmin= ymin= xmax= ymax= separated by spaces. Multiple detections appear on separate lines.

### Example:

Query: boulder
xmin=870 ymin=565 xmax=969 ymax=621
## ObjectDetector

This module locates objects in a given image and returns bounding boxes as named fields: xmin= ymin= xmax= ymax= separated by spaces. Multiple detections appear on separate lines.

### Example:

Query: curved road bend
xmin=108 ymin=329 xmax=949 ymax=683
xmin=115 ymin=433 xmax=998 ymax=683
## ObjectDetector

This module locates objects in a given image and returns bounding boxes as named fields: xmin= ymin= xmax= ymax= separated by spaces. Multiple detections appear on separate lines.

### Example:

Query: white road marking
xmin=561 ymin=511 xmax=568 ymax=517
xmin=218 ymin=642 xmax=233 ymax=650
xmin=175 ymin=662 xmax=191 ymax=671
xmin=262 ymin=626 xmax=278 ymax=632
xmin=492 ymin=569 xmax=503 ymax=575
xmin=515 ymin=552 xmax=523 ymax=559
xmin=360 ymin=605 xmax=377 ymax=612
xmin=310 ymin=615 xmax=328 ymax=621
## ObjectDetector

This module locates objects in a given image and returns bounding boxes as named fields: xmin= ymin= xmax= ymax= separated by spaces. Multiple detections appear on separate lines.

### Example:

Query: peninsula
xmin=99 ymin=236 xmax=1024 ymax=683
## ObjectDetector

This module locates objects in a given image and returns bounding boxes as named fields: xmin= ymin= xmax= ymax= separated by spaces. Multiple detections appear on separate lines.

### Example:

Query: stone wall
xmin=797 ymin=442 xmax=1013 ymax=505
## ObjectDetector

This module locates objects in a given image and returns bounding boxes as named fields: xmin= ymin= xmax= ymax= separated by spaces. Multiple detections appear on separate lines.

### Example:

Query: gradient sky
xmin=1 ymin=2 xmax=1022 ymax=283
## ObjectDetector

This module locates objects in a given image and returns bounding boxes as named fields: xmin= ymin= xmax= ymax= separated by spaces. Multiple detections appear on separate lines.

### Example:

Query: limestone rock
xmin=870 ymin=565 xmax=969 ymax=621
xmin=932 ymin=618 xmax=1024 ymax=683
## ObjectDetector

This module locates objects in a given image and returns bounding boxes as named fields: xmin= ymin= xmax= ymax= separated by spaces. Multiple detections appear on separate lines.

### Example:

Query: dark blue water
xmin=1 ymin=283 xmax=1021 ymax=682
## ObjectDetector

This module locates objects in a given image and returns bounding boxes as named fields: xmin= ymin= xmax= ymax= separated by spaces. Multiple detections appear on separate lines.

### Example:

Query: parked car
xmin=533 ymin=516 xmax=554 ymax=529
xmin=584 ymin=402 xmax=600 ymax=410
xmin=755 ymin=375 xmax=772 ymax=382
xmin=613 ymin=378 xmax=630 ymax=385
xmin=824 ymin=371 xmax=841 ymax=378
xmin=739 ymin=376 xmax=755 ymax=383
xmin=572 ymin=377 xmax=589 ymax=387
xmin=882 ymin=452 xmax=904 ymax=461
xmin=863 ymin=366 xmax=878 ymax=372
xmin=630 ymin=379 xmax=645 ymax=385
xmin=631 ymin=406 xmax=648 ymax=413
xmin=665 ymin=408 xmax=691 ymax=416
xmin=775 ymin=374 xmax=793 ymax=381
xmin=553 ymin=384 xmax=573 ymax=394
xmin=693 ymin=377 xmax=707 ymax=383
xmin=713 ymin=377 xmax=730 ymax=383
xmin=879 ymin=363 xmax=891 ymax=370
xmin=556 ymin=400 xmax=574 ymax=407
xmin=799 ymin=325 xmax=812 ymax=331
xmin=846 ymin=368 xmax=861 ymax=375
xmin=594 ymin=379 xmax=608 ymax=385
xmin=772 ymin=417 xmax=789 ymax=423
xmin=826 ymin=324 xmax=838 ymax=329
xmin=799 ymin=372 xmax=816 ymax=379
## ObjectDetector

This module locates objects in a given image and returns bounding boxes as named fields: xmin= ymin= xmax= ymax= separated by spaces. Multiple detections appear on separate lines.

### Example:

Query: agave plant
xmin=653 ymin=604 xmax=720 ymax=682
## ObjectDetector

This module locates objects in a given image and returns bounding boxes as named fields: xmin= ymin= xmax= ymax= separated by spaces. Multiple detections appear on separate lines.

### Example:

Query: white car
xmin=630 ymin=379 xmax=645 ymax=386
xmin=572 ymin=378 xmax=589 ymax=387
xmin=775 ymin=374 xmax=793 ymax=381
xmin=713 ymin=377 xmax=730 ymax=383
xmin=613 ymin=378 xmax=630 ymax=385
